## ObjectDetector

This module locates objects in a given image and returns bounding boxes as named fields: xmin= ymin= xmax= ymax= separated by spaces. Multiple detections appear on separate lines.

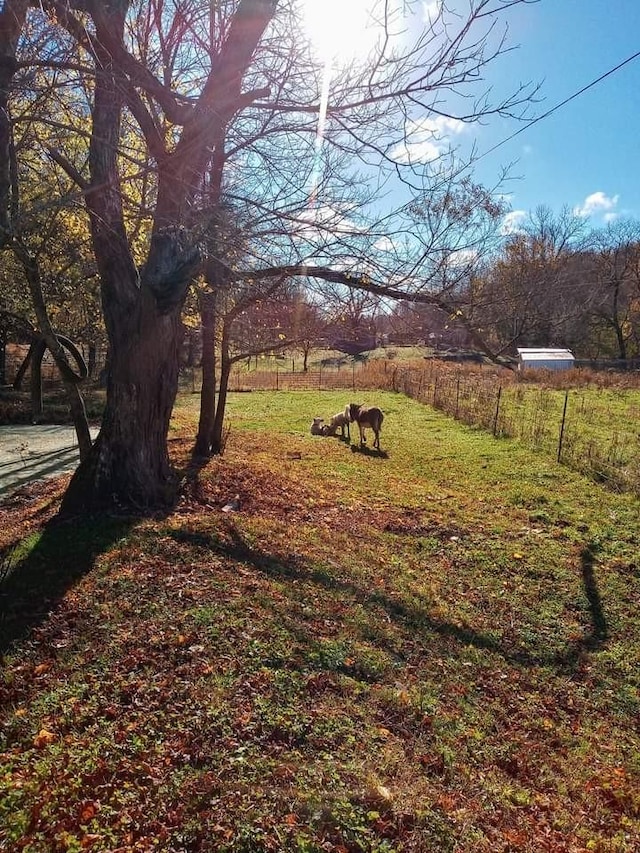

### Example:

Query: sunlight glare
xmin=301 ymin=0 xmax=377 ymax=64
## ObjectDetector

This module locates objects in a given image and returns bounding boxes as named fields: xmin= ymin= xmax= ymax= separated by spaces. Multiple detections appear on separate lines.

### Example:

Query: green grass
xmin=1 ymin=389 xmax=639 ymax=852
xmin=369 ymin=363 xmax=640 ymax=495
xmin=496 ymin=384 xmax=640 ymax=474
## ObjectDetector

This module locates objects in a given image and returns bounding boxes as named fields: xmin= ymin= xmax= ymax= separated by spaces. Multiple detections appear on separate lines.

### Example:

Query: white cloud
xmin=297 ymin=205 xmax=363 ymax=234
xmin=573 ymin=191 xmax=619 ymax=219
xmin=391 ymin=115 xmax=467 ymax=164
xmin=447 ymin=248 xmax=479 ymax=268
xmin=501 ymin=209 xmax=527 ymax=235
xmin=373 ymin=236 xmax=396 ymax=252
xmin=422 ymin=2 xmax=442 ymax=22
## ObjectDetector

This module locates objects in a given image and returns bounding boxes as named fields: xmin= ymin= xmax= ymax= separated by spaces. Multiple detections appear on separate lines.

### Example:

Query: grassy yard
xmin=457 ymin=381 xmax=640 ymax=493
xmin=1 ymin=390 xmax=639 ymax=852
xmin=363 ymin=363 xmax=640 ymax=495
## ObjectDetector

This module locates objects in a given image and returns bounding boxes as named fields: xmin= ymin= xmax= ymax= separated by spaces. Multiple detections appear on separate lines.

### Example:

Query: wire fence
xmin=227 ymin=358 xmax=640 ymax=494
xmin=228 ymin=364 xmax=378 ymax=392
xmin=9 ymin=342 xmax=639 ymax=495
xmin=368 ymin=360 xmax=640 ymax=495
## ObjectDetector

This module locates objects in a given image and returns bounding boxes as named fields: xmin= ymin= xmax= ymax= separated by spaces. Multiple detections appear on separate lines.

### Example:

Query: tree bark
xmin=15 ymin=243 xmax=93 ymax=457
xmin=12 ymin=341 xmax=33 ymax=390
xmin=193 ymin=291 xmax=217 ymax=458
xmin=87 ymin=343 xmax=97 ymax=378
xmin=0 ymin=329 xmax=6 ymax=385
xmin=0 ymin=0 xmax=28 ymax=243
xmin=62 ymin=291 xmax=183 ymax=513
xmin=211 ymin=323 xmax=232 ymax=456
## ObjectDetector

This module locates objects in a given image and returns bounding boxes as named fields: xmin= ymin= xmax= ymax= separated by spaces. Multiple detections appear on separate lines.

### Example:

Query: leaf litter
xmin=0 ymin=428 xmax=638 ymax=852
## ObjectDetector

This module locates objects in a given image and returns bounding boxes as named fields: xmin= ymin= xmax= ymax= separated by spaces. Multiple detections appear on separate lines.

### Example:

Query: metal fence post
xmin=558 ymin=390 xmax=569 ymax=462
xmin=493 ymin=386 xmax=502 ymax=436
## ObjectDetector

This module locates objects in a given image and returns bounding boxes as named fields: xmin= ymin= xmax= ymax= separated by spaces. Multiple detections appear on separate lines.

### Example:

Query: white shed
xmin=517 ymin=347 xmax=575 ymax=371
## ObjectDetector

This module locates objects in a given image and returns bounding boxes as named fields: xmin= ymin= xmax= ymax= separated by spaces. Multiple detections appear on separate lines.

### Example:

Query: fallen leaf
xmin=33 ymin=729 xmax=55 ymax=748
xmin=80 ymin=801 xmax=99 ymax=822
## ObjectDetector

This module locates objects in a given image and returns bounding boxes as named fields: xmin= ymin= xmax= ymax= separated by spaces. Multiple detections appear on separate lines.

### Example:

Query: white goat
xmin=326 ymin=405 xmax=351 ymax=439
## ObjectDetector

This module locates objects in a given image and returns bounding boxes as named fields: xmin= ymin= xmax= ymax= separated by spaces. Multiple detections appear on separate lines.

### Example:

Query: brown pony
xmin=348 ymin=403 xmax=384 ymax=450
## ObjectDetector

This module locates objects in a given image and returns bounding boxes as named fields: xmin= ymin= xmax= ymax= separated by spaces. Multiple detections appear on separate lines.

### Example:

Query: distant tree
xmin=317 ymin=282 xmax=380 ymax=353
xmin=195 ymin=274 xmax=290 ymax=457
xmin=0 ymin=5 xmax=92 ymax=450
xmin=470 ymin=206 xmax=588 ymax=353
xmin=288 ymin=294 xmax=326 ymax=372
xmin=587 ymin=220 xmax=640 ymax=359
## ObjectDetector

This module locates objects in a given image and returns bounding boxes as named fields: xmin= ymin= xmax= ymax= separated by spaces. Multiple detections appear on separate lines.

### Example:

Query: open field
xmin=356 ymin=363 xmax=640 ymax=496
xmin=228 ymin=346 xmax=432 ymax=374
xmin=1 ymin=390 xmax=639 ymax=852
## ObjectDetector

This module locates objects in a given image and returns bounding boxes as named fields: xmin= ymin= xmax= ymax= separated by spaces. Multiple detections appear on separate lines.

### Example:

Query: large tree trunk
xmin=59 ymin=7 xmax=179 ymax=515
xmin=58 ymin=0 xmax=275 ymax=514
xmin=62 ymin=293 xmax=183 ymax=514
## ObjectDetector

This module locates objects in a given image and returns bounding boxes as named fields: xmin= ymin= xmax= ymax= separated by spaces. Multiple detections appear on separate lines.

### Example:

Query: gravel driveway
xmin=0 ymin=425 xmax=99 ymax=499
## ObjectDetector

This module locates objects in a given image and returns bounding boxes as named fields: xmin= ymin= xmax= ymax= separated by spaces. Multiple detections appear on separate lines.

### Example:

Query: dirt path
xmin=0 ymin=425 xmax=99 ymax=500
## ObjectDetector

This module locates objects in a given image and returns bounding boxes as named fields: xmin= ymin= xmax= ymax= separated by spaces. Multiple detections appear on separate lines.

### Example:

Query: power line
xmin=479 ymin=48 xmax=640 ymax=161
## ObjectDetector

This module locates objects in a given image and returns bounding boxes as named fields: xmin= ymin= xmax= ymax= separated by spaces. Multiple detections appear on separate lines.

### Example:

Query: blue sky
xmin=462 ymin=0 xmax=640 ymax=228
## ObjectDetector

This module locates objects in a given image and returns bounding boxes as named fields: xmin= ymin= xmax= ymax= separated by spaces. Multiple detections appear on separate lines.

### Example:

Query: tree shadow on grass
xmin=558 ymin=540 xmax=609 ymax=671
xmin=579 ymin=541 xmax=609 ymax=646
xmin=170 ymin=523 xmax=612 ymax=673
xmin=170 ymin=523 xmax=546 ymax=669
xmin=0 ymin=516 xmax=132 ymax=657
xmin=0 ymin=446 xmax=84 ymax=500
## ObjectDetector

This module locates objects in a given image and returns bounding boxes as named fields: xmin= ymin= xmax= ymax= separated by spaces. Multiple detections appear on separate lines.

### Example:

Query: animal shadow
xmin=350 ymin=443 xmax=388 ymax=459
